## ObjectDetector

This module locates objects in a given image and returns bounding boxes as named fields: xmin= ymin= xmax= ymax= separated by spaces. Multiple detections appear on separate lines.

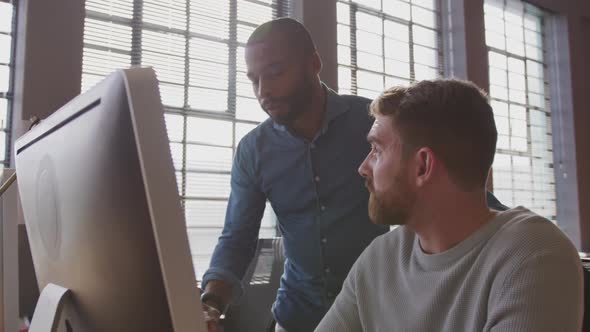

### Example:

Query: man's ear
xmin=312 ymin=50 xmax=322 ymax=75
xmin=414 ymin=147 xmax=436 ymax=188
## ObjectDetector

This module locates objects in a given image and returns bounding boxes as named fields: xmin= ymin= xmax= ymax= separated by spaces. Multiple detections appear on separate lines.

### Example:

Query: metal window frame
xmin=336 ymin=0 xmax=445 ymax=96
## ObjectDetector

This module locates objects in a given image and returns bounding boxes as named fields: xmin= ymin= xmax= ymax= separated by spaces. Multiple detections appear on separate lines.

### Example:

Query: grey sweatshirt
xmin=315 ymin=207 xmax=583 ymax=332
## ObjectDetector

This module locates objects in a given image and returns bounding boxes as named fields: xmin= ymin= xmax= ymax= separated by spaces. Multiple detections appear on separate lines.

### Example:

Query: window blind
xmin=83 ymin=0 xmax=290 ymax=279
xmin=484 ymin=0 xmax=556 ymax=221
xmin=0 ymin=2 xmax=14 ymax=169
xmin=337 ymin=0 xmax=443 ymax=99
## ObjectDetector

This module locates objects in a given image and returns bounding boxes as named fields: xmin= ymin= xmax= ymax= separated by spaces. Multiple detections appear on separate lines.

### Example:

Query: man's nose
xmin=358 ymin=155 xmax=371 ymax=178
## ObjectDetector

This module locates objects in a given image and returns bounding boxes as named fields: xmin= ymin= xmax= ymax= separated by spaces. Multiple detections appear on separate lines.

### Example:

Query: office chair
xmin=223 ymin=237 xmax=285 ymax=332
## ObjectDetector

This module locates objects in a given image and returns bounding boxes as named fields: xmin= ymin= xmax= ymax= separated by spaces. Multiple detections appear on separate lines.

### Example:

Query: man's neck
xmin=408 ymin=193 xmax=497 ymax=254
xmin=289 ymin=81 xmax=326 ymax=141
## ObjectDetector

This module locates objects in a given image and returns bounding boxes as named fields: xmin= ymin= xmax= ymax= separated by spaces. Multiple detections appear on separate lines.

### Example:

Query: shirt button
xmin=321 ymin=237 xmax=327 ymax=244
xmin=324 ymin=267 xmax=330 ymax=273
xmin=315 ymin=176 xmax=320 ymax=182
xmin=321 ymin=205 xmax=326 ymax=211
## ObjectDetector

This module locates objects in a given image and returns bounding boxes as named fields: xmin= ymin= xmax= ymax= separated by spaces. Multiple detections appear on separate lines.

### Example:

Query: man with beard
xmin=200 ymin=19 xmax=505 ymax=332
xmin=315 ymin=79 xmax=583 ymax=332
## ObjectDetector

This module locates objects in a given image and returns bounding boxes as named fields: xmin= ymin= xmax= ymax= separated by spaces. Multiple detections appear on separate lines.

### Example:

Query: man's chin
xmin=369 ymin=199 xmax=407 ymax=226
xmin=269 ymin=110 xmax=300 ymax=127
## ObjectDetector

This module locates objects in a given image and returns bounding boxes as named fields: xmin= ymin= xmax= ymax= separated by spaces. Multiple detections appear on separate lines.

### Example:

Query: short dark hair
xmin=370 ymin=79 xmax=497 ymax=191
xmin=246 ymin=18 xmax=316 ymax=55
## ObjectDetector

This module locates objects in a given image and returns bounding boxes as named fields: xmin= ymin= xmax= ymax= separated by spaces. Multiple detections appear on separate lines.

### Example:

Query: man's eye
xmin=267 ymin=68 xmax=283 ymax=77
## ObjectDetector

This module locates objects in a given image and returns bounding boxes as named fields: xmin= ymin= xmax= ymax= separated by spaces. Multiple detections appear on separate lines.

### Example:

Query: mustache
xmin=364 ymin=180 xmax=374 ymax=192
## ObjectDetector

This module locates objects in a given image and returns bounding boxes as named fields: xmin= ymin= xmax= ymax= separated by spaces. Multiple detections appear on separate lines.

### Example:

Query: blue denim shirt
xmin=202 ymin=87 xmax=508 ymax=331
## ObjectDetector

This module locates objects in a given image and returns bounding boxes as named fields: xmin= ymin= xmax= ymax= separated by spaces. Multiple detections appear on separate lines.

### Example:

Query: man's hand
xmin=203 ymin=301 xmax=223 ymax=332
xmin=200 ymin=280 xmax=232 ymax=332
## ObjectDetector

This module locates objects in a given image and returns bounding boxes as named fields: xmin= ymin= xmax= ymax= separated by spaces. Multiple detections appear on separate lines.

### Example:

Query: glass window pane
xmin=186 ymin=144 xmax=233 ymax=171
xmin=489 ymin=67 xmax=507 ymax=87
xmin=337 ymin=2 xmax=350 ymax=25
xmin=338 ymin=24 xmax=351 ymax=46
xmin=0 ymin=65 xmax=9 ymax=93
xmin=190 ymin=38 xmax=228 ymax=64
xmin=510 ymin=104 xmax=526 ymax=120
xmin=238 ymin=0 xmax=273 ymax=25
xmin=506 ymin=38 xmax=525 ymax=56
xmin=0 ymin=98 xmax=6 ymax=130
xmin=143 ymin=0 xmax=187 ymax=30
xmin=185 ymin=200 xmax=228 ymax=228
xmin=491 ymin=100 xmax=509 ymax=117
xmin=412 ymin=25 xmax=437 ymax=48
xmin=169 ymin=142 xmax=184 ymax=170
xmin=385 ymin=76 xmax=410 ymax=88
xmin=383 ymin=0 xmax=410 ymax=20
xmin=186 ymin=117 xmax=233 ymax=146
xmin=353 ymin=0 xmax=381 ymax=10
xmin=356 ymin=30 xmax=383 ymax=55
xmin=507 ymin=57 xmax=525 ymax=74
xmin=508 ymin=73 xmax=526 ymax=91
xmin=236 ymin=97 xmax=268 ymax=122
xmin=524 ymin=29 xmax=542 ymax=48
xmin=338 ymin=45 xmax=352 ymax=65
xmin=412 ymin=0 xmax=436 ymax=10
xmin=237 ymin=23 xmax=256 ymax=44
xmin=185 ymin=172 xmax=231 ymax=198
xmin=82 ymin=48 xmax=131 ymax=76
xmin=357 ymin=70 xmax=384 ymax=91
xmin=510 ymin=119 xmax=527 ymax=138
xmin=526 ymin=59 xmax=543 ymax=78
xmin=495 ymin=116 xmax=510 ymax=136
xmin=189 ymin=60 xmax=229 ymax=90
xmin=235 ymin=122 xmax=257 ymax=146
xmin=86 ymin=0 xmax=134 ymax=19
xmin=165 ymin=113 xmax=184 ymax=142
xmin=488 ymin=51 xmax=507 ymax=70
xmin=411 ymin=6 xmax=437 ymax=28
xmin=525 ymin=44 xmax=543 ymax=61
xmin=485 ymin=30 xmax=505 ymax=50
xmin=485 ymin=14 xmax=504 ymax=34
xmin=490 ymin=84 xmax=508 ymax=100
xmin=357 ymin=51 xmax=384 ymax=72
xmin=384 ymin=39 xmax=410 ymax=62
xmin=414 ymin=64 xmax=438 ymax=80
xmin=413 ymin=45 xmax=438 ymax=66
xmin=384 ymin=21 xmax=409 ymax=42
xmin=188 ymin=87 xmax=228 ymax=112
xmin=524 ymin=13 xmax=541 ymax=32
xmin=385 ymin=59 xmax=411 ymax=78
xmin=0 ymin=3 xmax=13 ymax=33
xmin=357 ymin=88 xmax=381 ymax=99
xmin=505 ymin=22 xmax=524 ymax=41
xmin=0 ymin=35 xmax=10 ymax=65
xmin=356 ymin=12 xmax=382 ymax=33
xmin=338 ymin=66 xmax=352 ymax=91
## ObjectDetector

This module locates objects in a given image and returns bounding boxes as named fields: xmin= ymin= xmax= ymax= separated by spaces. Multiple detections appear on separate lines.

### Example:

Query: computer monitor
xmin=14 ymin=68 xmax=207 ymax=331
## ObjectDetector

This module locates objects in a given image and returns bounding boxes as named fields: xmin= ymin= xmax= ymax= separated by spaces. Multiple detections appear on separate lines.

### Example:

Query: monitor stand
xmin=29 ymin=283 xmax=80 ymax=332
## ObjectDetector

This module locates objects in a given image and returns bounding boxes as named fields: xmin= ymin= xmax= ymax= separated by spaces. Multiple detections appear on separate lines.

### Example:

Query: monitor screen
xmin=15 ymin=68 xmax=206 ymax=331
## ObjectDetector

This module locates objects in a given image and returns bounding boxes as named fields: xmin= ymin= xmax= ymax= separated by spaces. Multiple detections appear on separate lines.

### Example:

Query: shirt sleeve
xmin=315 ymin=256 xmax=364 ymax=332
xmin=201 ymin=138 xmax=267 ymax=301
xmin=488 ymin=249 xmax=584 ymax=332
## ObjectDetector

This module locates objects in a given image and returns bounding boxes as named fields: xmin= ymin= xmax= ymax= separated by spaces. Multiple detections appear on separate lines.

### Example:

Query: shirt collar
xmin=272 ymin=83 xmax=352 ymax=135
